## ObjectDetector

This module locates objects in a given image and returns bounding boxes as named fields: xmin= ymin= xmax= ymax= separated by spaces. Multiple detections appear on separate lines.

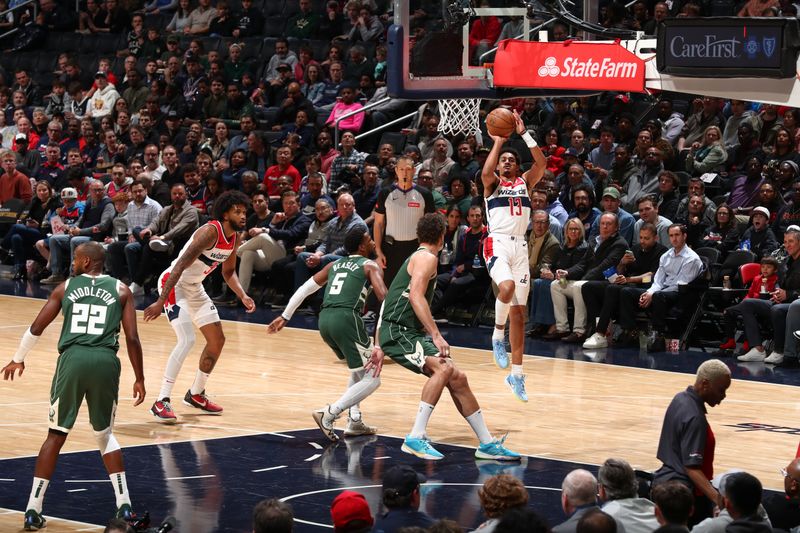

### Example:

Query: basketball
xmin=486 ymin=107 xmax=517 ymax=137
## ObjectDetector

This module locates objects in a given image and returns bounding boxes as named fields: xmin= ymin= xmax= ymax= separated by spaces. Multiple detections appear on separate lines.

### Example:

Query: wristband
xmin=521 ymin=131 xmax=538 ymax=148
xmin=12 ymin=328 xmax=40 ymax=364
xmin=281 ymin=314 xmax=291 ymax=321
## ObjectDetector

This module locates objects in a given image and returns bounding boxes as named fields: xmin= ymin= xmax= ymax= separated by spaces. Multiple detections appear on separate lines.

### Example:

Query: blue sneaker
xmin=505 ymin=374 xmax=528 ymax=402
xmin=401 ymin=435 xmax=444 ymax=460
xmin=492 ymin=338 xmax=509 ymax=369
xmin=475 ymin=434 xmax=521 ymax=461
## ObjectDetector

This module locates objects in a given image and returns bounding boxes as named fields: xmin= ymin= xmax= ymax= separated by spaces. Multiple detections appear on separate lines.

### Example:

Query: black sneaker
xmin=777 ymin=358 xmax=800 ymax=369
xmin=24 ymin=509 xmax=46 ymax=530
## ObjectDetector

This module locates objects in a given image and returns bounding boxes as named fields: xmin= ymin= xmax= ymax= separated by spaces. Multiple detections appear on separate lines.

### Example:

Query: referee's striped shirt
xmin=375 ymin=185 xmax=436 ymax=242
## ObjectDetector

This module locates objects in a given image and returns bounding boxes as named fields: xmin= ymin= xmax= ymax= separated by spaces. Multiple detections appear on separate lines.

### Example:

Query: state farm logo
xmin=536 ymin=56 xmax=639 ymax=79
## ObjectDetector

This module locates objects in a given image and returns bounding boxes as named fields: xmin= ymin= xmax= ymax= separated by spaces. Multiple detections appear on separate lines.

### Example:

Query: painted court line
xmin=165 ymin=474 xmax=215 ymax=481
xmin=65 ymin=479 xmax=111 ymax=483
xmin=67 ymin=488 xmax=88 ymax=493
xmin=309 ymin=442 xmax=323 ymax=450
xmin=304 ymin=453 xmax=322 ymax=462
xmin=251 ymin=465 xmax=288 ymax=473
xmin=0 ymin=478 xmax=14 ymax=482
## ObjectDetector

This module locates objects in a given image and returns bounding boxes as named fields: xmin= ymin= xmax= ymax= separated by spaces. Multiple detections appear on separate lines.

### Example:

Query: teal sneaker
xmin=492 ymin=338 xmax=509 ymax=369
xmin=505 ymin=374 xmax=528 ymax=402
xmin=475 ymin=434 xmax=521 ymax=461
xmin=23 ymin=509 xmax=46 ymax=531
xmin=401 ymin=436 xmax=444 ymax=460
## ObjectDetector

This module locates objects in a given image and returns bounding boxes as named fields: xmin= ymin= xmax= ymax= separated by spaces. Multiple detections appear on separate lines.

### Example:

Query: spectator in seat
xmin=231 ymin=0 xmax=264 ymax=39
xmin=86 ymin=72 xmax=120 ymax=120
xmin=634 ymin=195 xmax=671 ymax=247
xmin=553 ymin=469 xmax=599 ymax=533
xmin=0 ymin=148 xmax=32 ymax=204
xmin=275 ymin=82 xmax=316 ymax=129
xmin=208 ymin=1 xmax=235 ymax=37
xmin=329 ymin=132 xmax=366 ymax=193
xmin=728 ymin=155 xmax=766 ymax=214
xmin=700 ymin=203 xmax=740 ymax=252
xmin=622 ymin=147 xmax=663 ymax=213
xmin=12 ymin=69 xmax=42 ymax=107
xmin=598 ymin=145 xmax=636 ymax=204
xmin=473 ymin=474 xmax=529 ymax=533
xmin=719 ymin=256 xmax=780 ymax=352
xmin=127 ymin=183 xmax=199 ymax=296
xmin=735 ymin=206 xmax=779 ymax=261
xmin=41 ymin=179 xmax=113 ymax=284
xmin=0 ymin=180 xmax=58 ymax=280
xmin=343 ymin=45 xmax=374 ymax=85
xmin=598 ymin=458 xmax=660 ymax=533
xmin=344 ymin=5 xmax=383 ymax=43
xmin=568 ymin=185 xmax=602 ymax=235
xmin=232 ymin=190 xmax=311 ymax=299
xmin=678 ymin=97 xmax=724 ymax=152
xmin=264 ymin=146 xmax=302 ymax=196
xmin=325 ymin=84 xmax=364 ymax=136
xmin=420 ymin=137 xmax=455 ymax=190
xmin=287 ymin=0 xmax=320 ymax=39
xmin=582 ymin=223 xmax=667 ymax=349
xmin=264 ymin=38 xmax=299 ymax=83
xmin=373 ymin=465 xmax=434 ymax=532
xmin=107 ymin=179 xmax=161 ymax=283
xmin=674 ymin=178 xmax=717 ymax=227
xmin=616 ymin=223 xmax=703 ymax=352
xmin=293 ymin=192 xmax=366 ymax=290
xmin=183 ymin=0 xmax=216 ymax=35
xmin=656 ymin=99 xmax=684 ymax=147
xmin=589 ymin=187 xmax=635 ymax=244
xmin=727 ymin=123 xmax=764 ymax=173
xmin=651 ymin=481 xmax=694 ymax=529
xmin=35 ymin=143 xmax=66 ymax=190
xmin=723 ymin=100 xmax=758 ymax=150
xmin=315 ymin=61 xmax=345 ymax=112
xmin=685 ymin=126 xmax=727 ymax=176
xmin=330 ymin=490 xmax=373 ymax=533
xmin=764 ymin=458 xmax=800 ymax=530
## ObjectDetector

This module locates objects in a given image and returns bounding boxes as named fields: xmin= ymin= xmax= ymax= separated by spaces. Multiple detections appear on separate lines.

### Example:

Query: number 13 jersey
xmin=485 ymin=177 xmax=531 ymax=237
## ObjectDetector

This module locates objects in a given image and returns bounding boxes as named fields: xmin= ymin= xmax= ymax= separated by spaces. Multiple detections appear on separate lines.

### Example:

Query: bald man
xmin=763 ymin=458 xmax=800 ymax=531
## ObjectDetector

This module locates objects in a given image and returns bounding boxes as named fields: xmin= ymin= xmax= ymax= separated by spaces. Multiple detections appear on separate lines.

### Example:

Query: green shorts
xmin=379 ymin=321 xmax=439 ymax=374
xmin=49 ymin=346 xmax=120 ymax=433
xmin=318 ymin=309 xmax=373 ymax=370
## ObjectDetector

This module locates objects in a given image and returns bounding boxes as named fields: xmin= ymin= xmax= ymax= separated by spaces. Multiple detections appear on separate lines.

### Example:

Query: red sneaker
xmin=150 ymin=398 xmax=177 ymax=423
xmin=183 ymin=390 xmax=223 ymax=414
xmin=720 ymin=338 xmax=736 ymax=350
xmin=742 ymin=340 xmax=750 ymax=352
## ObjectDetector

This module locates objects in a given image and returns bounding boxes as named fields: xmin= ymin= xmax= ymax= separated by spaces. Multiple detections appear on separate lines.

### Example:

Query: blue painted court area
xmin=1 ymin=429 xmax=579 ymax=532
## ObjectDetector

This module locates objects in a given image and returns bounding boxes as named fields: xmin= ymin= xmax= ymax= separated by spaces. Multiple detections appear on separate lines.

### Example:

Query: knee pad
xmin=93 ymin=427 xmax=120 ymax=455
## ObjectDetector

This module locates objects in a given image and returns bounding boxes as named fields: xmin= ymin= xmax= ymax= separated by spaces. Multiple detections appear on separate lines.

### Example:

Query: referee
xmin=374 ymin=156 xmax=435 ymax=288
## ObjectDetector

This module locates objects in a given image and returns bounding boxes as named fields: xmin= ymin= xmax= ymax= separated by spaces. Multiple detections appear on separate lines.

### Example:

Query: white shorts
xmin=483 ymin=233 xmax=530 ymax=306
xmin=158 ymin=270 xmax=220 ymax=329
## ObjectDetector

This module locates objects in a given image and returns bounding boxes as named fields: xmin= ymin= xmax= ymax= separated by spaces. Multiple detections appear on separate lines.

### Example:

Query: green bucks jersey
xmin=380 ymin=248 xmax=436 ymax=331
xmin=58 ymin=274 xmax=123 ymax=353
xmin=322 ymin=255 xmax=371 ymax=311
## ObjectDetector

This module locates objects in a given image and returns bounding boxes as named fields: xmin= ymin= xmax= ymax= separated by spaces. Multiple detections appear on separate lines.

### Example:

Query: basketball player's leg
xmin=152 ymin=280 xmax=197 ymax=422
xmin=444 ymin=363 xmax=519 ymax=460
xmin=315 ymin=313 xmax=379 ymax=438
xmin=183 ymin=319 xmax=225 ymax=413
xmin=486 ymin=237 xmax=515 ymax=369
xmin=505 ymin=246 xmax=531 ymax=402
xmin=84 ymin=349 xmax=135 ymax=518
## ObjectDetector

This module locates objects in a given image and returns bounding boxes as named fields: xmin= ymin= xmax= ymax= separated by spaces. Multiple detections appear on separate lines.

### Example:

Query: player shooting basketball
xmin=481 ymin=108 xmax=546 ymax=402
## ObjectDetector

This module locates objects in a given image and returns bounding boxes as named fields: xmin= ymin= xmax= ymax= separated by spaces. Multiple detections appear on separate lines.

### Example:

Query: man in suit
xmin=553 ymin=469 xmax=599 ymax=533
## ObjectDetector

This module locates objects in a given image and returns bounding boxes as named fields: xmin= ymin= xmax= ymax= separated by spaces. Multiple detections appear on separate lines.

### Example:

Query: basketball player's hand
xmin=267 ymin=316 xmax=286 ymax=333
xmin=241 ymin=295 xmax=256 ymax=313
xmin=433 ymin=334 xmax=450 ymax=358
xmin=365 ymin=346 xmax=384 ymax=377
xmin=375 ymin=251 xmax=386 ymax=269
xmin=132 ymin=379 xmax=145 ymax=406
xmin=143 ymin=300 xmax=164 ymax=321
xmin=512 ymin=109 xmax=525 ymax=135
xmin=1 ymin=361 xmax=24 ymax=380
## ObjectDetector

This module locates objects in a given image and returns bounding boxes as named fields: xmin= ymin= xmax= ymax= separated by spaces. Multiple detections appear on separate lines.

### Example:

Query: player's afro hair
xmin=213 ymin=190 xmax=251 ymax=222
xmin=417 ymin=213 xmax=446 ymax=245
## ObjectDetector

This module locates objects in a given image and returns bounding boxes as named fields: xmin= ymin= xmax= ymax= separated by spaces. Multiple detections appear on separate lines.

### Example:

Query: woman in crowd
xmin=536 ymin=218 xmax=592 ymax=340
xmin=303 ymin=64 xmax=326 ymax=105
xmin=1 ymin=181 xmax=58 ymax=280
xmin=700 ymin=203 xmax=740 ymax=253
xmin=438 ymin=204 xmax=466 ymax=275
xmin=765 ymin=126 xmax=800 ymax=166
xmin=542 ymin=127 xmax=566 ymax=174
xmin=203 ymin=121 xmax=230 ymax=162
xmin=686 ymin=125 xmax=727 ymax=176
xmin=655 ymin=170 xmax=680 ymax=222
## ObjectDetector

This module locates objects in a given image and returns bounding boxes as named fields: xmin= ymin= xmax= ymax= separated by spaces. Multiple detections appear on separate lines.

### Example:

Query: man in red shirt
xmin=0 ymin=149 xmax=32 ymax=205
xmin=263 ymin=146 xmax=301 ymax=195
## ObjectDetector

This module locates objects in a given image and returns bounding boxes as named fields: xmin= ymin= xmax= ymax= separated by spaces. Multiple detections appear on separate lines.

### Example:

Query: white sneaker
xmin=129 ymin=282 xmax=144 ymax=297
xmin=148 ymin=239 xmax=169 ymax=252
xmin=765 ymin=351 xmax=784 ymax=364
xmin=312 ymin=406 xmax=339 ymax=442
xmin=344 ymin=417 xmax=377 ymax=437
xmin=738 ymin=347 xmax=766 ymax=362
xmin=582 ymin=332 xmax=608 ymax=349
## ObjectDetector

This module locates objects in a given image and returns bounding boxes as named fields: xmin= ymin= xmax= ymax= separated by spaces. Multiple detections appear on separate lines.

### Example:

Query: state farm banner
xmin=493 ymin=40 xmax=646 ymax=93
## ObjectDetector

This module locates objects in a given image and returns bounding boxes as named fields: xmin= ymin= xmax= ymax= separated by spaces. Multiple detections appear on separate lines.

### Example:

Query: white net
xmin=437 ymin=98 xmax=481 ymax=137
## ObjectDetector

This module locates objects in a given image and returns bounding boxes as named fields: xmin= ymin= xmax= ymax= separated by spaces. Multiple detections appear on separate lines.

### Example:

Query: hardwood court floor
xmin=0 ymin=294 xmax=798 ymax=531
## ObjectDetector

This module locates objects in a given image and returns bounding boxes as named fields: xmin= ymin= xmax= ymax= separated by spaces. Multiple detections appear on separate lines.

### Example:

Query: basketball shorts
xmin=49 ymin=346 xmax=120 ymax=433
xmin=483 ymin=233 xmax=530 ymax=305
xmin=318 ymin=309 xmax=373 ymax=370
xmin=159 ymin=270 xmax=220 ymax=328
xmin=379 ymin=321 xmax=439 ymax=374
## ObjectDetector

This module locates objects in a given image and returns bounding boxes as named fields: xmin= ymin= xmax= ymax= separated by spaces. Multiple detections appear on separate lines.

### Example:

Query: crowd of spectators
xmin=0 ymin=0 xmax=798 ymax=357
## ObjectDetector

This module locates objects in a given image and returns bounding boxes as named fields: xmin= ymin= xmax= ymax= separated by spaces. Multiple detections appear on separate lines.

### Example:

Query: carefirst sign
xmin=657 ymin=17 xmax=800 ymax=79
xmin=494 ymin=40 xmax=646 ymax=93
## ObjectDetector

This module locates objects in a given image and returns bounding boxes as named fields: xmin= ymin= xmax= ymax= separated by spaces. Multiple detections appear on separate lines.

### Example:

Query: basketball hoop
xmin=437 ymin=98 xmax=481 ymax=137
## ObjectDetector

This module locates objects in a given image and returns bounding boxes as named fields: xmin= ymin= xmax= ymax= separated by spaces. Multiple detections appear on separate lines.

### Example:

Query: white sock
xmin=109 ymin=472 xmax=131 ymax=508
xmin=465 ymin=409 xmax=493 ymax=445
xmin=492 ymin=326 xmax=505 ymax=342
xmin=511 ymin=364 xmax=524 ymax=377
xmin=190 ymin=369 xmax=210 ymax=395
xmin=159 ymin=321 xmax=195 ymax=400
xmin=331 ymin=373 xmax=380 ymax=418
xmin=26 ymin=477 xmax=49 ymax=513
xmin=494 ymin=300 xmax=510 ymax=336
xmin=409 ymin=401 xmax=435 ymax=439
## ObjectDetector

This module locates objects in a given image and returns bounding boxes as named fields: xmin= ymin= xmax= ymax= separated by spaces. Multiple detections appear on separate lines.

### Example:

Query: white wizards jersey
xmin=166 ymin=220 xmax=235 ymax=285
xmin=485 ymin=176 xmax=531 ymax=236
